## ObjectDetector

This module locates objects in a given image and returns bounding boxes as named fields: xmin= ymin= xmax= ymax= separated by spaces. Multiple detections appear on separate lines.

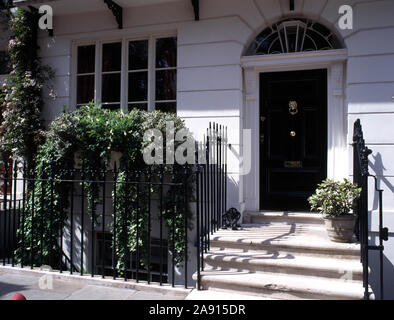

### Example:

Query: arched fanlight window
xmin=246 ymin=18 xmax=343 ymax=56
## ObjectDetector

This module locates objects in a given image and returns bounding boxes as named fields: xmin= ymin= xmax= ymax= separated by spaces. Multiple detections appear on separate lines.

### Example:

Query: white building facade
xmin=8 ymin=0 xmax=394 ymax=298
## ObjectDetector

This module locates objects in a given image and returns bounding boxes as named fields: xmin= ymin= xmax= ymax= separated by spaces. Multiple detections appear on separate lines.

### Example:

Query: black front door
xmin=260 ymin=69 xmax=327 ymax=210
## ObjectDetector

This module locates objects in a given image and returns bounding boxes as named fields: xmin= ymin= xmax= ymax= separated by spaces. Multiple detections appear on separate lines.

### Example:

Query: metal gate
xmin=353 ymin=119 xmax=389 ymax=300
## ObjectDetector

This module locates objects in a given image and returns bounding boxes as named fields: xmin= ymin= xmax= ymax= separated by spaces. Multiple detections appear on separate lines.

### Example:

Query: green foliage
xmin=308 ymin=179 xmax=362 ymax=216
xmin=113 ymin=171 xmax=149 ymax=273
xmin=2 ymin=8 xmax=193 ymax=272
xmin=0 ymin=9 xmax=53 ymax=167
xmin=15 ymin=159 xmax=72 ymax=266
xmin=162 ymin=167 xmax=194 ymax=266
xmin=18 ymin=103 xmax=193 ymax=272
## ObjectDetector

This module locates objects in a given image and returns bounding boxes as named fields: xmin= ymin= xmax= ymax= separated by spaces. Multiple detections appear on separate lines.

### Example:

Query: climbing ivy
xmin=0 ymin=8 xmax=53 ymax=169
xmin=113 ymin=171 xmax=150 ymax=274
xmin=17 ymin=104 xmax=194 ymax=272
xmin=1 ymin=8 xmax=194 ymax=274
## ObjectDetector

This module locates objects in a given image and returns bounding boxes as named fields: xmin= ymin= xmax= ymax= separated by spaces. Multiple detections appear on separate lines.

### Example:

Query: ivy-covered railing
xmin=0 ymin=122 xmax=229 ymax=289
xmin=0 ymin=160 xmax=194 ymax=286
xmin=0 ymin=7 xmax=230 ymax=289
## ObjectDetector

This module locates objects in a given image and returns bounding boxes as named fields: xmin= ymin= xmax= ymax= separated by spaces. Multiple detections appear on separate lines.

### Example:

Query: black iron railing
xmin=195 ymin=123 xmax=228 ymax=289
xmin=1 ymin=162 xmax=188 ymax=285
xmin=353 ymin=119 xmax=389 ymax=300
xmin=0 ymin=122 xmax=228 ymax=290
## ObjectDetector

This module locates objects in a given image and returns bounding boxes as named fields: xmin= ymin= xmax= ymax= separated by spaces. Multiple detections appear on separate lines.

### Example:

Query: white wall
xmin=36 ymin=0 xmax=394 ymax=298
xmin=343 ymin=0 xmax=394 ymax=299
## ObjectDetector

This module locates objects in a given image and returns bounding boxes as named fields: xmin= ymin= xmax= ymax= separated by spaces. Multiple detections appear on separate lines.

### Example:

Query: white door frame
xmin=240 ymin=49 xmax=348 ymax=212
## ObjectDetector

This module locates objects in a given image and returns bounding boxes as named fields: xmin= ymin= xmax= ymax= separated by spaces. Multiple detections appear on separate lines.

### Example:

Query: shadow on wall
xmin=367 ymin=152 xmax=394 ymax=299
xmin=368 ymin=233 xmax=394 ymax=300
xmin=226 ymin=174 xmax=239 ymax=211
xmin=369 ymin=152 xmax=394 ymax=211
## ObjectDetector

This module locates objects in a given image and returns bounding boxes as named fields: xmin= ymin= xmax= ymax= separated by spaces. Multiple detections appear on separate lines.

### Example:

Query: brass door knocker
xmin=289 ymin=101 xmax=298 ymax=115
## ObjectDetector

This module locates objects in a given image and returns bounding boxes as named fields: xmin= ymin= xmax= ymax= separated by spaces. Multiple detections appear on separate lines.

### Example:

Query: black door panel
xmin=260 ymin=69 xmax=327 ymax=210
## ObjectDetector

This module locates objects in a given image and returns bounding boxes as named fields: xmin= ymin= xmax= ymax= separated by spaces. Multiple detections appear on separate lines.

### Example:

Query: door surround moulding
xmin=240 ymin=49 xmax=348 ymax=212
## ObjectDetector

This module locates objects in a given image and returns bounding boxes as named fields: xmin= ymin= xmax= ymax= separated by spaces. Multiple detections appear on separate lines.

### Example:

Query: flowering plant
xmin=0 ymin=9 xmax=53 ymax=168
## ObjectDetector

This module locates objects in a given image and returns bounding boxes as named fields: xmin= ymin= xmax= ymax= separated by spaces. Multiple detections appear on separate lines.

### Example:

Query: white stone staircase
xmin=193 ymin=211 xmax=372 ymax=300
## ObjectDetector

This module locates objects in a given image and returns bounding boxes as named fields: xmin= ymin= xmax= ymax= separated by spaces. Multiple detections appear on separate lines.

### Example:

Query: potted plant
xmin=308 ymin=179 xmax=362 ymax=243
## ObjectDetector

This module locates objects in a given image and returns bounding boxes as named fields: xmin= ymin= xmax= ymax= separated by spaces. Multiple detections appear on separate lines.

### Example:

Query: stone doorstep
xmin=243 ymin=211 xmax=324 ymax=225
xmin=209 ymin=246 xmax=358 ymax=261
xmin=195 ymin=270 xmax=368 ymax=300
xmin=0 ymin=265 xmax=192 ymax=298
xmin=210 ymin=237 xmax=360 ymax=260
xmin=194 ymin=212 xmax=368 ymax=300
xmin=203 ymin=250 xmax=363 ymax=281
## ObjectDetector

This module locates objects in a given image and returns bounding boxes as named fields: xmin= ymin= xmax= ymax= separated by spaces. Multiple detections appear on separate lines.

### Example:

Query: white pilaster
xmin=327 ymin=62 xmax=348 ymax=181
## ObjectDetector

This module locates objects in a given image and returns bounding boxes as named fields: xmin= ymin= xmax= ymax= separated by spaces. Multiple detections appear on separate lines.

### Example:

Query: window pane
xmin=77 ymin=75 xmax=95 ymax=104
xmin=128 ymin=104 xmax=148 ymax=112
xmin=156 ymin=37 xmax=177 ymax=68
xmin=102 ymin=104 xmax=120 ymax=111
xmin=128 ymin=72 xmax=148 ymax=102
xmin=77 ymin=45 xmax=95 ymax=74
xmin=102 ymin=73 xmax=121 ymax=103
xmin=102 ymin=42 xmax=121 ymax=72
xmin=156 ymin=102 xmax=176 ymax=113
xmin=156 ymin=70 xmax=176 ymax=101
xmin=129 ymin=40 xmax=148 ymax=70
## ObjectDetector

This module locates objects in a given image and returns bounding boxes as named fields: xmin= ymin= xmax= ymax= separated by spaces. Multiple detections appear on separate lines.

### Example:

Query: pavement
xmin=0 ymin=266 xmax=273 ymax=300
xmin=0 ymin=269 xmax=186 ymax=300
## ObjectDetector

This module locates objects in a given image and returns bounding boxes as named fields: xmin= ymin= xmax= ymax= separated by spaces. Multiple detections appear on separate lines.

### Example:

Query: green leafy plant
xmin=308 ymin=179 xmax=362 ymax=217
xmin=1 ymin=9 xmax=194 ymax=272
xmin=113 ymin=170 xmax=150 ymax=273
xmin=0 ymin=9 xmax=53 ymax=169
xmin=17 ymin=103 xmax=194 ymax=273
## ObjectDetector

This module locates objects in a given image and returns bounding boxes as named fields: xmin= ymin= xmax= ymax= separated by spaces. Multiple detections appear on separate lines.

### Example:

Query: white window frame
xmin=71 ymin=32 xmax=177 ymax=112
xmin=73 ymin=42 xmax=96 ymax=108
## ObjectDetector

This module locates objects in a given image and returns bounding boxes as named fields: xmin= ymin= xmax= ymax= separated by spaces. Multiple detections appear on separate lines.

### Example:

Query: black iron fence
xmin=353 ymin=119 xmax=389 ymax=300
xmin=195 ymin=123 xmax=228 ymax=289
xmin=0 ymin=122 xmax=228 ymax=290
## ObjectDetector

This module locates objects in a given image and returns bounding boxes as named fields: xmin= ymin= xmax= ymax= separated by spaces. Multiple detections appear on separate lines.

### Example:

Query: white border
xmin=240 ymin=49 xmax=348 ymax=212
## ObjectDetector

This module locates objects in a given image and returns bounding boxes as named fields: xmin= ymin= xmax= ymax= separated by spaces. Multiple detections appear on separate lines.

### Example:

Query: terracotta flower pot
xmin=323 ymin=214 xmax=356 ymax=243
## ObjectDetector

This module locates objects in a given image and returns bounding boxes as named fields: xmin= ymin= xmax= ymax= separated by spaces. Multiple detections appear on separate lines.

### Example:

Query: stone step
xmin=243 ymin=211 xmax=324 ymax=225
xmin=199 ymin=212 xmax=367 ymax=300
xmin=204 ymin=249 xmax=363 ymax=281
xmin=210 ymin=225 xmax=360 ymax=260
xmin=196 ymin=269 xmax=369 ymax=300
